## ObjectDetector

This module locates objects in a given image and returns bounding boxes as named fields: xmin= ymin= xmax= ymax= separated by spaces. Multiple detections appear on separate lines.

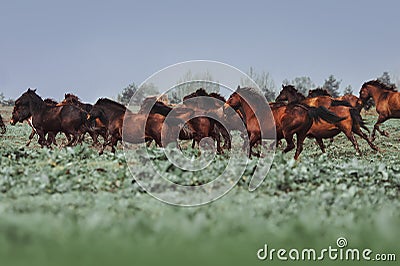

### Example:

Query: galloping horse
xmin=139 ymin=92 xmax=225 ymax=153
xmin=88 ymin=98 xmax=177 ymax=154
xmin=276 ymin=85 xmax=378 ymax=154
xmin=11 ymin=89 xmax=88 ymax=147
xmin=359 ymin=80 xmax=400 ymax=140
xmin=269 ymin=102 xmax=345 ymax=159
xmin=308 ymin=88 xmax=364 ymax=113
xmin=0 ymin=114 xmax=6 ymax=134
xmin=59 ymin=93 xmax=107 ymax=145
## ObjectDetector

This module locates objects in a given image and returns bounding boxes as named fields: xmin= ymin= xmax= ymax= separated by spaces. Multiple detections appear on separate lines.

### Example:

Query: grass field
xmin=0 ymin=106 xmax=399 ymax=265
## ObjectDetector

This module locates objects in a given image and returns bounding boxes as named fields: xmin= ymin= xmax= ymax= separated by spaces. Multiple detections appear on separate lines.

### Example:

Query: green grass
xmin=0 ymin=109 xmax=399 ymax=266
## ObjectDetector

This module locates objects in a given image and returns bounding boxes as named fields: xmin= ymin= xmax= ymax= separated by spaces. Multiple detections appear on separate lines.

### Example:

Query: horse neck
xmin=240 ymin=100 xmax=255 ymax=123
xmin=368 ymin=85 xmax=385 ymax=103
xmin=288 ymin=92 xmax=304 ymax=103
xmin=28 ymin=96 xmax=46 ymax=115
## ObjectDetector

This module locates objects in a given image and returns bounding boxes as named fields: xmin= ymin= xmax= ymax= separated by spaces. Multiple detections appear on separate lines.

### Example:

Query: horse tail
xmin=349 ymin=108 xmax=370 ymax=133
xmin=307 ymin=106 xmax=345 ymax=124
xmin=331 ymin=100 xmax=353 ymax=107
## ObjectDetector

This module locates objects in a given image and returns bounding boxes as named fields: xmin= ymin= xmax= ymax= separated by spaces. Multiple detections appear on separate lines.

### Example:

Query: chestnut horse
xmin=225 ymin=86 xmax=343 ymax=158
xmin=359 ymin=80 xmax=400 ymax=140
xmin=276 ymin=85 xmax=378 ymax=154
xmin=88 ymin=98 xmax=179 ymax=154
xmin=270 ymin=102 xmax=345 ymax=159
xmin=308 ymin=88 xmax=363 ymax=113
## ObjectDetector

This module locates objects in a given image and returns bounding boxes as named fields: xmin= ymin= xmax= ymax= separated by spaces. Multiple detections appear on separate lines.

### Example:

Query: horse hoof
xmin=383 ymin=131 xmax=390 ymax=137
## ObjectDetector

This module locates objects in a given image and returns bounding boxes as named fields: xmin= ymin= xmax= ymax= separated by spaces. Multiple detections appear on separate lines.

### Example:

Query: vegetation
xmin=0 ymin=105 xmax=399 ymax=266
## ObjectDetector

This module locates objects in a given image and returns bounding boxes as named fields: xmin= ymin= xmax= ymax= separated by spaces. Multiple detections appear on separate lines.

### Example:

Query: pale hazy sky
xmin=0 ymin=0 xmax=399 ymax=102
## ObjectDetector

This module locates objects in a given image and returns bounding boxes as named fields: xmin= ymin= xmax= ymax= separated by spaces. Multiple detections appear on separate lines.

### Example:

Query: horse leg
xmin=345 ymin=131 xmax=361 ymax=155
xmin=372 ymin=115 xmax=389 ymax=140
xmin=248 ymin=132 xmax=260 ymax=157
xmin=191 ymin=139 xmax=196 ymax=149
xmin=282 ymin=131 xmax=295 ymax=153
xmin=110 ymin=136 xmax=119 ymax=153
xmin=294 ymin=133 xmax=307 ymax=160
xmin=316 ymin=138 xmax=326 ymax=153
xmin=26 ymin=129 xmax=36 ymax=146
xmin=353 ymin=126 xmax=380 ymax=152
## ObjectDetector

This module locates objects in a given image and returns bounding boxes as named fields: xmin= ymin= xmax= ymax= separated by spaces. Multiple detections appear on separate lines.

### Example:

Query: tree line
xmin=117 ymin=70 xmax=398 ymax=105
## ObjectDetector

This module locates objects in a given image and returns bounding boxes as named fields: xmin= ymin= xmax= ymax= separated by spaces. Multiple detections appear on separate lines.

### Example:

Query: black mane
xmin=363 ymin=80 xmax=397 ymax=92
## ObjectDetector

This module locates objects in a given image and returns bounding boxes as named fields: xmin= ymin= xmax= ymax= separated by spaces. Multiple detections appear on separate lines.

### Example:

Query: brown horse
xmin=12 ymin=89 xmax=89 ymax=147
xmin=276 ymin=85 xmax=378 ymax=154
xmin=359 ymin=80 xmax=400 ymax=140
xmin=139 ymin=93 xmax=226 ymax=153
xmin=225 ymin=87 xmax=276 ymax=156
xmin=88 ymin=98 xmax=177 ymax=154
xmin=59 ymin=93 xmax=107 ymax=145
xmin=182 ymin=88 xmax=233 ymax=150
xmin=0 ymin=114 xmax=6 ymax=134
xmin=269 ymin=102 xmax=345 ymax=159
xmin=308 ymin=88 xmax=363 ymax=113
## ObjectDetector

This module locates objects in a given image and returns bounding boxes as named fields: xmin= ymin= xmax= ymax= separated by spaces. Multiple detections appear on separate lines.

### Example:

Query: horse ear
xmin=282 ymin=84 xmax=284 ymax=89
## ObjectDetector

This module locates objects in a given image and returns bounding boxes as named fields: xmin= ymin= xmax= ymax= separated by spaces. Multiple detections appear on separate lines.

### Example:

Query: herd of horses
xmin=2 ymin=79 xmax=400 ymax=159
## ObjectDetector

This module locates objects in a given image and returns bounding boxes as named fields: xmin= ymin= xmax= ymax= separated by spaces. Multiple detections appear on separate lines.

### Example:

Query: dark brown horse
xmin=88 ymin=98 xmax=177 ymax=154
xmin=12 ymin=89 xmax=89 ymax=147
xmin=59 ymin=93 xmax=107 ymax=145
xmin=182 ymin=88 xmax=233 ymax=150
xmin=139 ymin=92 xmax=227 ymax=153
xmin=359 ymin=80 xmax=400 ymax=140
xmin=276 ymin=85 xmax=378 ymax=154
xmin=0 ymin=114 xmax=6 ymax=134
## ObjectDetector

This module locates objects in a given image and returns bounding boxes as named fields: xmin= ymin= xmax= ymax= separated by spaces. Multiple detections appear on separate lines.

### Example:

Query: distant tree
xmin=0 ymin=92 xmax=14 ymax=106
xmin=117 ymin=82 xmax=159 ymax=106
xmin=117 ymin=83 xmax=137 ymax=105
xmin=281 ymin=76 xmax=315 ymax=95
xmin=322 ymin=75 xmax=341 ymax=98
xmin=291 ymin=76 xmax=315 ymax=95
xmin=343 ymin=85 xmax=353 ymax=95
xmin=377 ymin=72 xmax=396 ymax=87
xmin=242 ymin=67 xmax=276 ymax=101
xmin=168 ymin=70 xmax=220 ymax=103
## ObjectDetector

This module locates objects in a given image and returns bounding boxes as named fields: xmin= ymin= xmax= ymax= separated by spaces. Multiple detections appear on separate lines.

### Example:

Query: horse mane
xmin=235 ymin=86 xmax=269 ymax=106
xmin=281 ymin=85 xmax=306 ymax=101
xmin=183 ymin=88 xmax=209 ymax=100
xmin=23 ymin=88 xmax=44 ymax=105
xmin=308 ymin=88 xmax=331 ymax=97
xmin=209 ymin=92 xmax=226 ymax=102
xmin=95 ymin=98 xmax=127 ymax=110
xmin=44 ymin=98 xmax=58 ymax=105
xmin=363 ymin=80 xmax=397 ymax=92
xmin=64 ymin=93 xmax=80 ymax=101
